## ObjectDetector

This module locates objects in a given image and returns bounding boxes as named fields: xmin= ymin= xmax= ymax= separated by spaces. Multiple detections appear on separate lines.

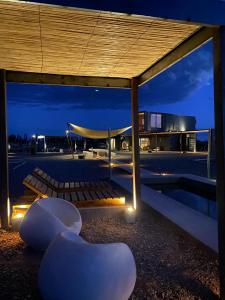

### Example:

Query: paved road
xmin=115 ymin=151 xmax=216 ymax=179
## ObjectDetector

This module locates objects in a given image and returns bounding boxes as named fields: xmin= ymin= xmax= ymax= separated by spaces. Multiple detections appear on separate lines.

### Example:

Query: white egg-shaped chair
xmin=38 ymin=231 xmax=136 ymax=300
xmin=19 ymin=198 xmax=82 ymax=251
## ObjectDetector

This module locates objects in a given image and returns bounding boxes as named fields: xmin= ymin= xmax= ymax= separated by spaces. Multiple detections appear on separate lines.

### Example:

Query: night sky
xmin=7 ymin=40 xmax=214 ymax=138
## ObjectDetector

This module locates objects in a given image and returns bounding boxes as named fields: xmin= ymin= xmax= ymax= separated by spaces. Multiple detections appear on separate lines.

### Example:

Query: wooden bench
xmin=23 ymin=174 xmax=125 ymax=208
xmin=33 ymin=167 xmax=112 ymax=192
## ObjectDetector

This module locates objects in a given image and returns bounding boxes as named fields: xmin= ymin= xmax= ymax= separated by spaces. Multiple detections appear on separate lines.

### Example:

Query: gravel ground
xmin=0 ymin=203 xmax=219 ymax=300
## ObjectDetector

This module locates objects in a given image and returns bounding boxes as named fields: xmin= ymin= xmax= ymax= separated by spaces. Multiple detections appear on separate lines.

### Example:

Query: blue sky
xmin=7 ymin=40 xmax=214 ymax=137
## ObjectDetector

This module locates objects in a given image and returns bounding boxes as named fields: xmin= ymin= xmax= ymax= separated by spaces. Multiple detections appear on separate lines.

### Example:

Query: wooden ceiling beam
xmin=138 ymin=26 xmax=216 ymax=86
xmin=6 ymin=71 xmax=131 ymax=88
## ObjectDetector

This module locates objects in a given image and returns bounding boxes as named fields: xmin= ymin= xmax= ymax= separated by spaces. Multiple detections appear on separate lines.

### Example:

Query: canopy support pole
xmin=0 ymin=69 xmax=9 ymax=229
xmin=108 ymin=129 xmax=112 ymax=179
xmin=131 ymin=77 xmax=141 ymax=210
xmin=67 ymin=124 xmax=74 ymax=159
xmin=213 ymin=27 xmax=225 ymax=300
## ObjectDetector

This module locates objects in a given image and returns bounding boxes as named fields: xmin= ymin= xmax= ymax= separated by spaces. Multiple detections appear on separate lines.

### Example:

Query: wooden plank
xmin=75 ymin=182 xmax=80 ymax=188
xmin=131 ymin=77 xmax=141 ymax=209
xmin=46 ymin=187 xmax=53 ymax=197
xmin=77 ymin=191 xmax=85 ymax=201
xmin=95 ymin=190 xmax=105 ymax=200
xmin=89 ymin=190 xmax=98 ymax=200
xmin=54 ymin=181 xmax=59 ymax=188
xmin=64 ymin=192 xmax=71 ymax=201
xmin=83 ymin=191 xmax=91 ymax=200
xmin=101 ymin=190 xmax=111 ymax=199
xmin=213 ymin=26 xmax=225 ymax=300
xmin=6 ymin=71 xmax=131 ymax=88
xmin=139 ymin=27 xmax=215 ymax=85
xmin=65 ymin=182 xmax=69 ymax=189
xmin=71 ymin=192 xmax=78 ymax=202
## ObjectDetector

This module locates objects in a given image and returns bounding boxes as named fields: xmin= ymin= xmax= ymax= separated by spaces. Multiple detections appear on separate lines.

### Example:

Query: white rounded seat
xmin=19 ymin=198 xmax=82 ymax=251
xmin=39 ymin=231 xmax=136 ymax=300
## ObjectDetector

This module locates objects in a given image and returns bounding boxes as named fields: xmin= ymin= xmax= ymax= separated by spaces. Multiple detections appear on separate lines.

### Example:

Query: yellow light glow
xmin=127 ymin=206 xmax=134 ymax=213
xmin=13 ymin=204 xmax=30 ymax=209
xmin=119 ymin=197 xmax=125 ymax=204
xmin=13 ymin=212 xmax=24 ymax=220
xmin=12 ymin=204 xmax=30 ymax=221
xmin=110 ymin=162 xmax=114 ymax=167
xmin=161 ymin=172 xmax=167 ymax=176
xmin=129 ymin=162 xmax=133 ymax=166
xmin=7 ymin=197 xmax=10 ymax=219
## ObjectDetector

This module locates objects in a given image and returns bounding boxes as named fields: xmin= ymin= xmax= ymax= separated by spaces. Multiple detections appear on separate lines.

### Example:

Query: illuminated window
xmin=151 ymin=114 xmax=162 ymax=128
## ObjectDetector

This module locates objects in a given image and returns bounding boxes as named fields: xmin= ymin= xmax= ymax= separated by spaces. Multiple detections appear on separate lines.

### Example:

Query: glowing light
xmin=119 ymin=197 xmax=126 ymax=205
xmin=12 ymin=204 xmax=30 ymax=219
xmin=161 ymin=172 xmax=167 ymax=176
xmin=65 ymin=130 xmax=69 ymax=135
xmin=14 ymin=204 xmax=30 ymax=209
xmin=129 ymin=162 xmax=133 ymax=166
xmin=11 ymin=204 xmax=30 ymax=230
xmin=37 ymin=135 xmax=45 ymax=139
xmin=110 ymin=162 xmax=114 ymax=167
xmin=127 ymin=206 xmax=134 ymax=213
xmin=32 ymin=134 xmax=36 ymax=138
xmin=125 ymin=206 xmax=136 ymax=223
xmin=95 ymin=89 xmax=99 ymax=92
xmin=13 ymin=213 xmax=24 ymax=219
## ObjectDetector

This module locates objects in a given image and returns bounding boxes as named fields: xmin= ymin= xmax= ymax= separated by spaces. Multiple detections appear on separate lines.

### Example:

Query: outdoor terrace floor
xmin=0 ymin=202 xmax=219 ymax=300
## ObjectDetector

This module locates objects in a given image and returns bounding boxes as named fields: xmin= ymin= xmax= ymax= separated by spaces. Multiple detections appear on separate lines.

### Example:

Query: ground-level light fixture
xmin=124 ymin=206 xmax=136 ymax=224
xmin=32 ymin=134 xmax=36 ymax=139
xmin=11 ymin=204 xmax=30 ymax=231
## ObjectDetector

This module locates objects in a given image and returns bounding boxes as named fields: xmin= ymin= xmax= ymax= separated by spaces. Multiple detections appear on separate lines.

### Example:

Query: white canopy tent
xmin=68 ymin=123 xmax=131 ymax=139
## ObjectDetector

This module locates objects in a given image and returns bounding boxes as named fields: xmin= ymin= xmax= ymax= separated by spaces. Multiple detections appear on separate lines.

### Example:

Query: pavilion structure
xmin=0 ymin=0 xmax=225 ymax=297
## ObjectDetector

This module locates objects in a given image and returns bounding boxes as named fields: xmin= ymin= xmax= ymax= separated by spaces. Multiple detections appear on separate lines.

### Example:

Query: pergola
xmin=0 ymin=0 xmax=225 ymax=297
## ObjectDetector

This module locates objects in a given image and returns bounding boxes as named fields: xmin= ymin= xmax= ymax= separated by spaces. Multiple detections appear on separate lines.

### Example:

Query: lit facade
xmin=138 ymin=111 xmax=196 ymax=133
xmin=121 ymin=111 xmax=198 ymax=152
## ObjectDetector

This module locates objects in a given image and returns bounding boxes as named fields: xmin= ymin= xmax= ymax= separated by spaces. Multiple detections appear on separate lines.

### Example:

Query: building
xmin=138 ymin=111 xmax=196 ymax=132
xmin=121 ymin=111 xmax=198 ymax=152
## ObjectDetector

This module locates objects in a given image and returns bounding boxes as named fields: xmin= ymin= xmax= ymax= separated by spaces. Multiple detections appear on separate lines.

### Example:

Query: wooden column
xmin=108 ymin=129 xmax=112 ymax=179
xmin=207 ymin=128 xmax=212 ymax=179
xmin=213 ymin=27 xmax=225 ymax=300
xmin=0 ymin=69 xmax=9 ymax=229
xmin=131 ymin=77 xmax=141 ymax=209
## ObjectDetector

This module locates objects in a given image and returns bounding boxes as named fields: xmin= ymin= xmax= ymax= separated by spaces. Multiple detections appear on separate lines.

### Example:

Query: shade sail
xmin=69 ymin=123 xmax=131 ymax=139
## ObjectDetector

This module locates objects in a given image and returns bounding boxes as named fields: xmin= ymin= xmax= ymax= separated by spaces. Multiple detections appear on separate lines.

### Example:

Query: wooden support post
xmin=207 ymin=128 xmax=212 ymax=179
xmin=131 ymin=78 xmax=141 ymax=210
xmin=108 ymin=129 xmax=112 ymax=179
xmin=0 ymin=69 xmax=9 ymax=229
xmin=213 ymin=27 xmax=225 ymax=300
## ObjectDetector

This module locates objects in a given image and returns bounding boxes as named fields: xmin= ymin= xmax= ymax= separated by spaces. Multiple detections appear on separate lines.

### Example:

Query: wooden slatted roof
xmin=0 ymin=0 xmax=201 ymax=79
